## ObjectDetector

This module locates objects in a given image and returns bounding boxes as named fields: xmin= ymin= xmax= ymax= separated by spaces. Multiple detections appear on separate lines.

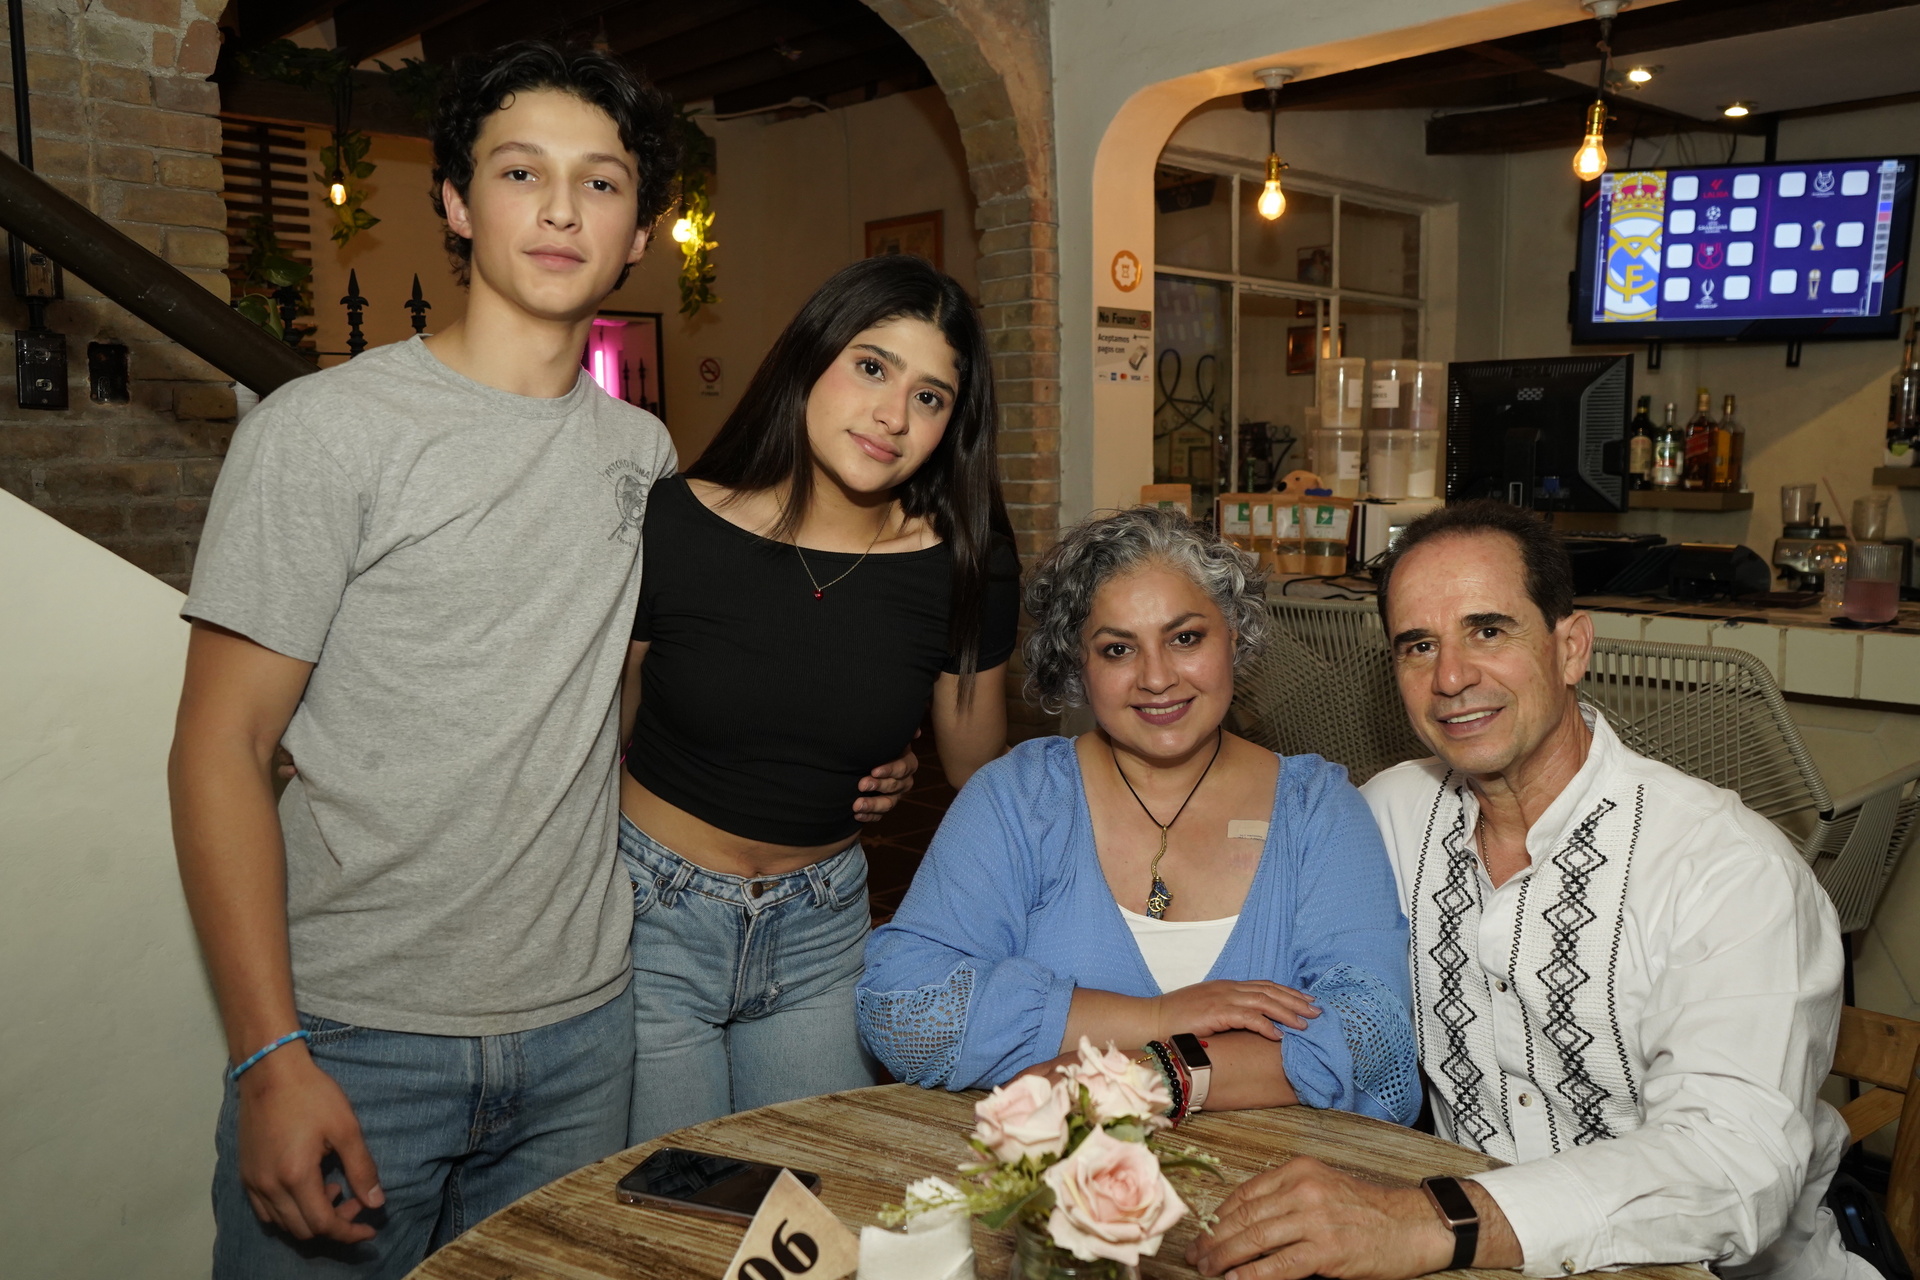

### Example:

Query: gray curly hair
xmin=1022 ymin=506 xmax=1269 ymax=713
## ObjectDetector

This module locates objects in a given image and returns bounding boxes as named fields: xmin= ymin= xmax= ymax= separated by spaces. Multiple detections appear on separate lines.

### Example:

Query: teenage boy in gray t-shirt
xmin=171 ymin=45 xmax=680 ymax=1277
xmin=171 ymin=44 xmax=910 ymax=1278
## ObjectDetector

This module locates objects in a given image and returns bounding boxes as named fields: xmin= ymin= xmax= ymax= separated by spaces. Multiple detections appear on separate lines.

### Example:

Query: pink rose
xmin=1066 ymin=1037 xmax=1171 ymax=1128
xmin=972 ymin=1074 xmax=1072 ymax=1165
xmin=1041 ymin=1126 xmax=1188 ymax=1265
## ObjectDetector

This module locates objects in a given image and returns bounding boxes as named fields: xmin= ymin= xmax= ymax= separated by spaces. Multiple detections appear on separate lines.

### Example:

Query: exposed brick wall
xmin=862 ymin=0 xmax=1060 ymax=736
xmin=0 ymin=0 xmax=234 ymax=590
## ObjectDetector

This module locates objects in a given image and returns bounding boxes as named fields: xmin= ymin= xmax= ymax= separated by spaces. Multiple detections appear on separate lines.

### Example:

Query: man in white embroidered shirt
xmin=1191 ymin=500 xmax=1872 ymax=1280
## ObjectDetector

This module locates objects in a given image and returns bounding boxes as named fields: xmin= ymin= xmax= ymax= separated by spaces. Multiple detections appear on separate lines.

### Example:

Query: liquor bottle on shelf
xmin=1652 ymin=402 xmax=1683 ymax=489
xmin=1711 ymin=394 xmax=1744 ymax=491
xmin=1627 ymin=395 xmax=1654 ymax=490
xmin=1889 ymin=313 xmax=1919 ymax=467
xmin=1681 ymin=388 xmax=1715 ymax=491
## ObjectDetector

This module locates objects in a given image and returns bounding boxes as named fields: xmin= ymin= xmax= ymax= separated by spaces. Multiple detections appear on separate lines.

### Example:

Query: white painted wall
xmin=302 ymin=86 xmax=978 ymax=469
xmin=1052 ymin=0 xmax=1683 ymax=520
xmin=0 ymin=490 xmax=222 ymax=1278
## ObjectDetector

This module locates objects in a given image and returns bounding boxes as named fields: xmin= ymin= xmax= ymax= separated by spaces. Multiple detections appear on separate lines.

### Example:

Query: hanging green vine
xmin=315 ymin=130 xmax=379 ymax=245
xmin=231 ymin=216 xmax=313 ymax=339
xmin=376 ymin=56 xmax=447 ymax=121
xmin=674 ymin=110 xmax=719 ymax=316
xmin=234 ymin=39 xmax=380 ymax=246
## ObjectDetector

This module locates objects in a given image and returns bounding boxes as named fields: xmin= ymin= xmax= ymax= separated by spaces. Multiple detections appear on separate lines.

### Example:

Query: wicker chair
xmin=1233 ymin=597 xmax=1422 ymax=786
xmin=1238 ymin=597 xmax=1920 ymax=935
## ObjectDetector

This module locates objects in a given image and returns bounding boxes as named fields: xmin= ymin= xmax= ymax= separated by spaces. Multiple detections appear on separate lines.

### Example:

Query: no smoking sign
xmin=699 ymin=356 xmax=722 ymax=396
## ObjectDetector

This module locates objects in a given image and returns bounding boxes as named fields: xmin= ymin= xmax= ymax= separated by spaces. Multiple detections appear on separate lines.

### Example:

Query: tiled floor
xmin=860 ymin=725 xmax=954 ymax=923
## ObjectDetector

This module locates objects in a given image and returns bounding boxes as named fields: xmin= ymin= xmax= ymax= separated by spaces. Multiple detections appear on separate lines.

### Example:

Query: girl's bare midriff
xmin=620 ymin=771 xmax=858 ymax=879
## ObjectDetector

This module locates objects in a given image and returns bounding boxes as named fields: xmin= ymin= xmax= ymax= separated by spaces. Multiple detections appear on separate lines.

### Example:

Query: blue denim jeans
xmin=212 ymin=988 xmax=633 ymax=1279
xmin=620 ymin=814 xmax=880 ymax=1144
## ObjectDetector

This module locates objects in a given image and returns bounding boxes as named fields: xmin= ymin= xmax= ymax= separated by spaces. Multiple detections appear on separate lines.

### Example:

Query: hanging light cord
xmin=1595 ymin=14 xmax=1614 ymax=97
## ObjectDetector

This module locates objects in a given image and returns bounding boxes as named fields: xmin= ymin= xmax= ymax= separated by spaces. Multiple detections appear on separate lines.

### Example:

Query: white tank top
xmin=1116 ymin=905 xmax=1239 ymax=993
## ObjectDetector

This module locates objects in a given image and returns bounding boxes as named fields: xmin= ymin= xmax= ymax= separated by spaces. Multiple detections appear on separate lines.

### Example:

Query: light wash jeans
xmin=212 ymin=989 xmax=633 ymax=1279
xmin=620 ymin=814 xmax=880 ymax=1144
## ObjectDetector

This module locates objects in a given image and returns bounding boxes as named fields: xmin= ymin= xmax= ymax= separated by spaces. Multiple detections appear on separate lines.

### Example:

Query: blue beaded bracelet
xmin=228 ymin=1029 xmax=310 ymax=1082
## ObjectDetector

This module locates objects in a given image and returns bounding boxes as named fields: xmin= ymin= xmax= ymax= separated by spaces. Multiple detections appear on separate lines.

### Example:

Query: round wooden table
xmin=407 ymin=1084 xmax=1710 ymax=1280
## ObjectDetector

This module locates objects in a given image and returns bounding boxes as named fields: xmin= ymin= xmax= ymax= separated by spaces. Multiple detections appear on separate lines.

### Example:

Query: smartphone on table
xmin=616 ymin=1147 xmax=822 ymax=1223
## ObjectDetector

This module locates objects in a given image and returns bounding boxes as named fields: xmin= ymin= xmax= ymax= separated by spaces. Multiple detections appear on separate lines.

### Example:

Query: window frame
xmin=1153 ymin=153 xmax=1431 ymax=502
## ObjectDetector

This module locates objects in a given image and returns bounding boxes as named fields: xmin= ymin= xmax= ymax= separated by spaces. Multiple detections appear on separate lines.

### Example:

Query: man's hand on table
xmin=1188 ymin=1158 xmax=1519 ymax=1279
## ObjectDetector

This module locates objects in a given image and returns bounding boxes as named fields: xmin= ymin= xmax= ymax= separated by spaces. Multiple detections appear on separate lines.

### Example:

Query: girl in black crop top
xmin=615 ymin=256 xmax=1018 ymax=1143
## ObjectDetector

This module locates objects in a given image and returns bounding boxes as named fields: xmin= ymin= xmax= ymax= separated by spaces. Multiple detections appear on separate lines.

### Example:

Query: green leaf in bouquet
xmin=979 ymin=1182 xmax=1053 ymax=1232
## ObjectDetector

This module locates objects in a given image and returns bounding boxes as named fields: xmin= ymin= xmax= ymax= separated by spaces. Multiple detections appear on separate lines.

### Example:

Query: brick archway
xmin=859 ymin=0 xmax=1060 ymax=734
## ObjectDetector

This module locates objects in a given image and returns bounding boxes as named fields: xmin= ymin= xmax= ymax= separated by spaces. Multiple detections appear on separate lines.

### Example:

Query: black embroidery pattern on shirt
xmin=1428 ymin=783 xmax=1499 ymax=1152
xmin=1536 ymin=797 xmax=1620 ymax=1146
xmin=1407 ymin=771 xmax=1451 ymax=1071
xmin=1605 ymin=787 xmax=1645 ymax=1109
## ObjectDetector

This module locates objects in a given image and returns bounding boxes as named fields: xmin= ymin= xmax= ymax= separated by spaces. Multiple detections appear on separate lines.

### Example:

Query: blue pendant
xmin=1147 ymin=878 xmax=1172 ymax=920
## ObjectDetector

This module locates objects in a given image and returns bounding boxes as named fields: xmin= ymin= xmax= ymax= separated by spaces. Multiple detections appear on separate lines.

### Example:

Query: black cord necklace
xmin=1110 ymin=727 xmax=1224 ymax=920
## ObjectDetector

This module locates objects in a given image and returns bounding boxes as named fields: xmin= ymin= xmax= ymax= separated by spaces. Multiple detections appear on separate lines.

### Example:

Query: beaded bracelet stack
xmin=1141 ymin=1039 xmax=1193 ymax=1126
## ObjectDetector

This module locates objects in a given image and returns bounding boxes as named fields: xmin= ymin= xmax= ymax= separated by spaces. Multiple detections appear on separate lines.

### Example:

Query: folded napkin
xmin=858 ymin=1178 xmax=976 ymax=1280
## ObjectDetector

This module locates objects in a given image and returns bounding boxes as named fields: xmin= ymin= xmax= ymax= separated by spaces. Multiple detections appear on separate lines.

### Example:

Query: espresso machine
xmin=1771 ymin=484 xmax=1847 ymax=593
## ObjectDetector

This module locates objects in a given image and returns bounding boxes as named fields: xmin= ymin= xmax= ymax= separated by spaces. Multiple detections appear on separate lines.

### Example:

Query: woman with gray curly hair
xmin=857 ymin=507 xmax=1418 ymax=1125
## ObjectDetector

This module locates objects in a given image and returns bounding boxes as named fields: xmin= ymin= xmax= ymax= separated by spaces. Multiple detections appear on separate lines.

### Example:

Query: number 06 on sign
xmin=722 ymin=1169 xmax=860 ymax=1280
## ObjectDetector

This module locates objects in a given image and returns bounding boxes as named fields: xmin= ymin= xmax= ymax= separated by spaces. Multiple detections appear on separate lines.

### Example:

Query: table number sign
xmin=722 ymin=1169 xmax=859 ymax=1280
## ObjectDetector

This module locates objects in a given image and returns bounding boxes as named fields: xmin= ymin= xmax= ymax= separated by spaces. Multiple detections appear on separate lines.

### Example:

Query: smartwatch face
xmin=1171 ymin=1033 xmax=1212 ymax=1069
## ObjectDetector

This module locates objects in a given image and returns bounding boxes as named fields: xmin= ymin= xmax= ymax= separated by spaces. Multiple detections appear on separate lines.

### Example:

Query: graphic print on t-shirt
xmin=604 ymin=457 xmax=651 ymax=544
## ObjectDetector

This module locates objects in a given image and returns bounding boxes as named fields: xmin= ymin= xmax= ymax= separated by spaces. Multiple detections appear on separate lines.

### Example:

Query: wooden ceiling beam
xmin=415 ymin=0 xmax=630 ymax=62
xmin=220 ymin=69 xmax=431 ymax=139
xmin=333 ymin=0 xmax=496 ymax=63
xmin=1426 ymin=95 xmax=1766 ymax=155
xmin=706 ymin=46 xmax=930 ymax=115
xmin=1249 ymin=0 xmax=1920 ymax=112
xmin=633 ymin=6 xmax=883 ymax=87
xmin=229 ymin=0 xmax=344 ymax=51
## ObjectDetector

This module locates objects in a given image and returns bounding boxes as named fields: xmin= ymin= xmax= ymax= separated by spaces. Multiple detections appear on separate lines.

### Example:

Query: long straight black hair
xmin=686 ymin=255 xmax=1014 ymax=683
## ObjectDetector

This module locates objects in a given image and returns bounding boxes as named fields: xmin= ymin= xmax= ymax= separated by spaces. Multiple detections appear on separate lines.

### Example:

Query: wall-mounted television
xmin=1571 ymin=156 xmax=1917 ymax=345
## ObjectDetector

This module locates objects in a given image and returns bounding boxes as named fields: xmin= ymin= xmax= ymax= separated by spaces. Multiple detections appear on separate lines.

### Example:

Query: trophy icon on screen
xmin=1813 ymin=170 xmax=1836 ymax=196
xmin=1811 ymin=220 xmax=1827 ymax=251
xmin=1808 ymin=269 xmax=1822 ymax=299
xmin=1697 ymin=279 xmax=1717 ymax=309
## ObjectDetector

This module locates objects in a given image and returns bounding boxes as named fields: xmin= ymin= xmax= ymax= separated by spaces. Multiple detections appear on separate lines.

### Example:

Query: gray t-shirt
xmin=185 ymin=336 xmax=675 ymax=1035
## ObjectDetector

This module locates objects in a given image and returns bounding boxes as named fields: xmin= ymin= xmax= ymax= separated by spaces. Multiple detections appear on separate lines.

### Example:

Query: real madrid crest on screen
xmin=1601 ymin=170 xmax=1666 ymax=322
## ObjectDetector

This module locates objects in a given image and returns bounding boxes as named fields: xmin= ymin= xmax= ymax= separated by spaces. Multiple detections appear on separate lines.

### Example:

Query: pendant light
xmin=1571 ymin=0 xmax=1626 ymax=182
xmin=1254 ymin=67 xmax=1294 ymax=220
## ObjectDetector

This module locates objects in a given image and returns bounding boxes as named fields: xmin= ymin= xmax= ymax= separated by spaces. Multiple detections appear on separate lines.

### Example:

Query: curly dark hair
xmin=1020 ymin=507 xmax=1268 ymax=714
xmin=428 ymin=41 xmax=681 ymax=286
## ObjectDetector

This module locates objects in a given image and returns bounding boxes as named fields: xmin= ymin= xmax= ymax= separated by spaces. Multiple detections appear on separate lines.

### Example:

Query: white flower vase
xmin=1007 ymin=1220 xmax=1138 ymax=1280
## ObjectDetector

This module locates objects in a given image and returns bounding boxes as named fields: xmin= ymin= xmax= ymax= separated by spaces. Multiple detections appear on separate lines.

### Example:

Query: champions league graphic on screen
xmin=1592 ymin=159 xmax=1905 ymax=325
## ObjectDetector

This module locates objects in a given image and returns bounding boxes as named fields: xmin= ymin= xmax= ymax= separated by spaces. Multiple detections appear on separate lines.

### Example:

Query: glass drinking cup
xmin=1852 ymin=494 xmax=1892 ymax=543
xmin=1841 ymin=542 xmax=1902 ymax=625
xmin=1781 ymin=483 xmax=1818 ymax=525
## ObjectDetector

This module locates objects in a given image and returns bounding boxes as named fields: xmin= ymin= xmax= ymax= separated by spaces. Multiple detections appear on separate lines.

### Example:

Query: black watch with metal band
xmin=1421 ymin=1175 xmax=1479 ymax=1272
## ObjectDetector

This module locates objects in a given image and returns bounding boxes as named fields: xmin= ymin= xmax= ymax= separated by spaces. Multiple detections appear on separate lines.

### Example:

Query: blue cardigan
xmin=856 ymin=736 xmax=1420 ymax=1125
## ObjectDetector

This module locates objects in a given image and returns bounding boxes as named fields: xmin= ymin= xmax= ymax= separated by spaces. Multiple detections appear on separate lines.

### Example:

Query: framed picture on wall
xmin=1297 ymin=245 xmax=1332 ymax=286
xmin=1286 ymin=323 xmax=1346 ymax=375
xmin=865 ymin=211 xmax=945 ymax=270
xmin=585 ymin=310 xmax=666 ymax=421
